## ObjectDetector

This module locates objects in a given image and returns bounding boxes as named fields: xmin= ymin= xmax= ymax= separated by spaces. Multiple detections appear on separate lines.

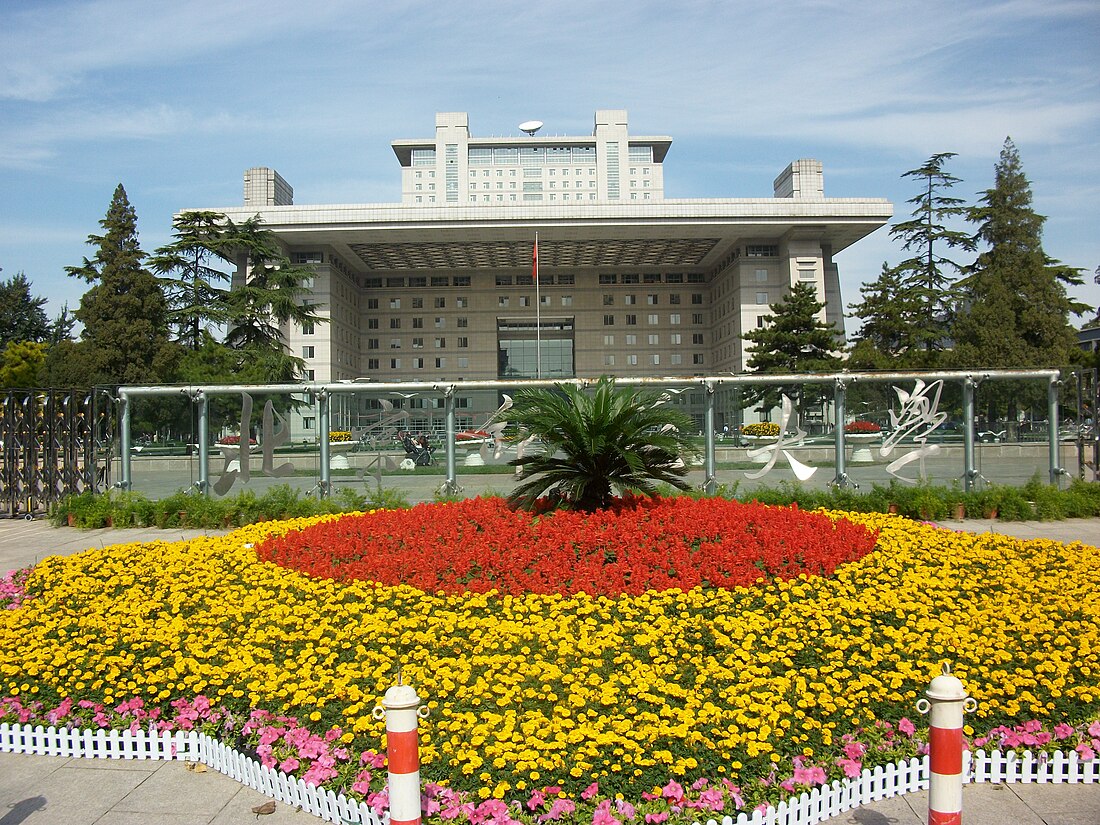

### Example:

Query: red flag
xmin=532 ymin=237 xmax=538 ymax=285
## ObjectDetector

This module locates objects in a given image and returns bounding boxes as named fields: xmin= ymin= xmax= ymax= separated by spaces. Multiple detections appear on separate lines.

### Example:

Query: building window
xmin=756 ymin=292 xmax=769 ymax=305
xmin=692 ymin=313 xmax=704 ymax=324
xmin=368 ymin=298 xmax=379 ymax=309
xmin=499 ymin=297 xmax=510 ymax=307
xmin=691 ymin=293 xmax=703 ymax=305
xmin=755 ymin=268 xmax=768 ymax=282
xmin=648 ymin=334 xmax=659 ymax=345
xmin=624 ymin=295 xmax=636 ymax=305
xmin=457 ymin=357 xmax=469 ymax=369
xmin=302 ymin=417 xmax=315 ymax=430
xmin=368 ymin=338 xmax=379 ymax=349
xmin=670 ymin=333 xmax=682 ymax=345
xmin=435 ymin=337 xmax=445 ymax=348
xmin=390 ymin=358 xmax=401 ymax=369
xmin=651 ymin=354 xmax=660 ymax=365
xmin=669 ymin=294 xmax=681 ymax=305
xmin=305 ymin=369 xmax=315 ymax=381
xmin=435 ymin=297 xmax=446 ymax=308
xmin=412 ymin=298 xmax=424 ymax=309
xmin=746 ymin=244 xmax=778 ymax=257
xmin=458 ymin=337 xmax=468 ymax=348
xmin=496 ymin=275 xmax=513 ymax=287
xmin=412 ymin=318 xmax=423 ymax=328
xmin=647 ymin=314 xmax=658 ymax=325
xmin=435 ymin=317 xmax=444 ymax=328
xmin=390 ymin=338 xmax=401 ymax=349
xmin=390 ymin=298 xmax=400 ymax=309
xmin=670 ymin=314 xmax=681 ymax=325
xmin=302 ymin=346 xmax=315 ymax=358
xmin=627 ymin=354 xmax=638 ymax=366
xmin=457 ymin=317 xmax=468 ymax=327
xmin=603 ymin=294 xmax=614 ymax=306
xmin=603 ymin=335 xmax=614 ymax=346
xmin=390 ymin=319 xmax=401 ymax=329
xmin=693 ymin=354 xmax=704 ymax=365
xmin=693 ymin=333 xmax=705 ymax=345
xmin=302 ymin=321 xmax=314 ymax=335
xmin=626 ymin=314 xmax=637 ymax=325
xmin=519 ymin=296 xmax=531 ymax=308
xmin=368 ymin=319 xmax=379 ymax=329
xmin=603 ymin=314 xmax=614 ymax=326
xmin=412 ymin=338 xmax=424 ymax=349
xmin=604 ymin=354 xmax=615 ymax=366
xmin=368 ymin=358 xmax=379 ymax=370
xmin=647 ymin=294 xmax=659 ymax=305
xmin=561 ymin=295 xmax=573 ymax=306
xmin=670 ymin=353 xmax=682 ymax=366
xmin=625 ymin=334 xmax=637 ymax=345
xmin=757 ymin=316 xmax=767 ymax=328
xmin=456 ymin=296 xmax=469 ymax=308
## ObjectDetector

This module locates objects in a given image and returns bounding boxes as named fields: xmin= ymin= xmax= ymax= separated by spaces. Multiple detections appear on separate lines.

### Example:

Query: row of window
xmin=359 ymin=272 xmax=705 ymax=289
xmin=603 ymin=313 xmax=705 ymax=325
xmin=602 ymin=293 xmax=703 ymax=306
xmin=604 ymin=353 xmax=703 ymax=366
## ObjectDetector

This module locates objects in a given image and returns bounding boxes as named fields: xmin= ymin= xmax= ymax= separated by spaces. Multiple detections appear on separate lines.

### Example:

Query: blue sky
xmin=1 ymin=0 xmax=1098 ymax=332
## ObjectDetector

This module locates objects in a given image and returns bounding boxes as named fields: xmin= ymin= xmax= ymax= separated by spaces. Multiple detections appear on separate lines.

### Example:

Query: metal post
xmin=372 ymin=678 xmax=429 ymax=825
xmin=118 ymin=392 xmax=131 ymax=491
xmin=318 ymin=389 xmax=331 ymax=497
xmin=703 ymin=380 xmax=717 ymax=495
xmin=962 ymin=377 xmax=977 ymax=492
xmin=440 ymin=385 xmax=460 ymax=495
xmin=196 ymin=390 xmax=209 ymax=494
xmin=833 ymin=378 xmax=848 ymax=488
xmin=916 ymin=664 xmax=977 ymax=825
xmin=1048 ymin=375 xmax=1063 ymax=486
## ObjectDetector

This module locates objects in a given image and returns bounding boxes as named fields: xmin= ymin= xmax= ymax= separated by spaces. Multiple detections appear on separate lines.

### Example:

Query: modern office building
xmin=192 ymin=110 xmax=892 ymax=432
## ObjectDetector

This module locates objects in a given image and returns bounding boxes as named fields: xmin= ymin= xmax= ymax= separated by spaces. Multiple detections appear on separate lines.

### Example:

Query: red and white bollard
xmin=373 ymin=676 xmax=430 ymax=825
xmin=916 ymin=664 xmax=977 ymax=825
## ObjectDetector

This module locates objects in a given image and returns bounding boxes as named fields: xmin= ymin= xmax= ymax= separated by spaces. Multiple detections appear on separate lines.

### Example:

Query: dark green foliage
xmin=0 ymin=271 xmax=51 ymax=346
xmin=505 ymin=376 xmax=701 ymax=512
xmin=848 ymin=264 xmax=925 ymax=363
xmin=742 ymin=281 xmax=843 ymax=416
xmin=56 ymin=184 xmax=178 ymax=387
xmin=890 ymin=153 xmax=975 ymax=356
xmin=953 ymin=140 xmax=1085 ymax=373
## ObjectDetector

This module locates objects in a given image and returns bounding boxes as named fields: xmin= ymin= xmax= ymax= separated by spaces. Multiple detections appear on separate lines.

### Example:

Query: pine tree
xmin=58 ymin=184 xmax=178 ymax=386
xmin=954 ymin=139 xmax=1084 ymax=369
xmin=889 ymin=153 xmax=974 ymax=355
xmin=848 ymin=263 xmax=924 ymax=364
xmin=953 ymin=139 xmax=1086 ymax=429
xmin=743 ymin=281 xmax=842 ymax=420
xmin=0 ymin=271 xmax=52 ymax=346
xmin=149 ymin=211 xmax=234 ymax=350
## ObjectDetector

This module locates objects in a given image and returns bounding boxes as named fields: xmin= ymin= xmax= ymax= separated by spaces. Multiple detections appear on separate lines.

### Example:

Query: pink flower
xmin=661 ymin=780 xmax=684 ymax=804
xmin=1076 ymin=742 xmax=1096 ymax=761
xmin=695 ymin=788 xmax=724 ymax=812
xmin=615 ymin=799 xmax=636 ymax=820
xmin=540 ymin=798 xmax=575 ymax=822
xmin=898 ymin=717 xmax=916 ymax=737
xmin=643 ymin=813 xmax=668 ymax=825
xmin=592 ymin=799 xmax=620 ymax=825
xmin=837 ymin=757 xmax=862 ymax=778
xmin=721 ymin=780 xmax=744 ymax=809
xmin=581 ymin=782 xmax=599 ymax=801
xmin=843 ymin=741 xmax=867 ymax=761
xmin=279 ymin=757 xmax=300 ymax=773
xmin=1088 ymin=721 xmax=1100 ymax=738
xmin=1054 ymin=723 xmax=1075 ymax=740
xmin=791 ymin=755 xmax=827 ymax=787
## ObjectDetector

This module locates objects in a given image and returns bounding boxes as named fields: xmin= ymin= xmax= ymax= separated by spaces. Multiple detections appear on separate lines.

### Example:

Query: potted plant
xmin=844 ymin=420 xmax=882 ymax=463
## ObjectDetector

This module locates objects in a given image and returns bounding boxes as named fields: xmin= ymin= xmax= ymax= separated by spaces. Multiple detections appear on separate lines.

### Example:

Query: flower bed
xmin=741 ymin=422 xmax=780 ymax=438
xmin=844 ymin=421 xmax=882 ymax=434
xmin=1 ymin=503 xmax=1098 ymax=821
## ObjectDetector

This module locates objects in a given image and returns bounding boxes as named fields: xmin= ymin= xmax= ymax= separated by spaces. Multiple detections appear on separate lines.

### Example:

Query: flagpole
xmin=535 ymin=232 xmax=541 ymax=379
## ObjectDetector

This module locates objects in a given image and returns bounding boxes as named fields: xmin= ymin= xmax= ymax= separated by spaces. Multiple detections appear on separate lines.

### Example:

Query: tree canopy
xmin=0 ymin=271 xmax=52 ymax=346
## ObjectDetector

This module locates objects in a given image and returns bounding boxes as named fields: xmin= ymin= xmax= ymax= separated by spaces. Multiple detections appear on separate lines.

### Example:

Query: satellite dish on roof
xmin=518 ymin=120 xmax=544 ymax=136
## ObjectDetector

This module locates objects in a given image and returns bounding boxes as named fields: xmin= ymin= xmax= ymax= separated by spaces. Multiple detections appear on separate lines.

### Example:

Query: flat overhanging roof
xmin=391 ymin=135 xmax=674 ymax=165
xmin=196 ymin=198 xmax=892 ymax=274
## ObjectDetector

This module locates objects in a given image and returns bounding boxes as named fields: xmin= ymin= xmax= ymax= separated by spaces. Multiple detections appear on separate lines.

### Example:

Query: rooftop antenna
xmin=518 ymin=120 xmax=544 ymax=137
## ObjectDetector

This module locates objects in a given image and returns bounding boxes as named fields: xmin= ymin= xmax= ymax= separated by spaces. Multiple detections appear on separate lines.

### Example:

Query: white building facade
xmin=192 ymin=111 xmax=891 ymax=433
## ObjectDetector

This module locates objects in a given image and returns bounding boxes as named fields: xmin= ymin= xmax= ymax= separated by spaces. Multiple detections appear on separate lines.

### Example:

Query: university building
xmin=195 ymin=110 xmax=891 ymax=432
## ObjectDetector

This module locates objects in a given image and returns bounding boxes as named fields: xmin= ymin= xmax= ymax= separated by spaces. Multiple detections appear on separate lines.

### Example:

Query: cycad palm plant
xmin=506 ymin=377 xmax=700 ymax=512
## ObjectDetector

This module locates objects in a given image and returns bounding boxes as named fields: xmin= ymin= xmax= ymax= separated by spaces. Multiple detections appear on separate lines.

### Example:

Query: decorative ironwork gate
xmin=0 ymin=388 xmax=116 ymax=517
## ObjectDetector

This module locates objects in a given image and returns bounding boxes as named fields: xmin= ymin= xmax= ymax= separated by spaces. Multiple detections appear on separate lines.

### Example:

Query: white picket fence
xmin=1 ymin=722 xmax=1097 ymax=825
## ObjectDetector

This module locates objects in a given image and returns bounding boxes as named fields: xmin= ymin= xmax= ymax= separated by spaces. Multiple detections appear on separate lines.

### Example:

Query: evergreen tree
xmin=0 ymin=271 xmax=51 ymax=346
xmin=743 ymin=282 xmax=842 ymax=420
xmin=220 ymin=215 xmax=325 ymax=354
xmin=953 ymin=139 xmax=1086 ymax=427
xmin=954 ymin=139 xmax=1085 ymax=369
xmin=57 ymin=184 xmax=178 ymax=386
xmin=848 ymin=263 xmax=924 ymax=364
xmin=149 ymin=211 xmax=234 ymax=350
xmin=890 ymin=153 xmax=975 ymax=354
